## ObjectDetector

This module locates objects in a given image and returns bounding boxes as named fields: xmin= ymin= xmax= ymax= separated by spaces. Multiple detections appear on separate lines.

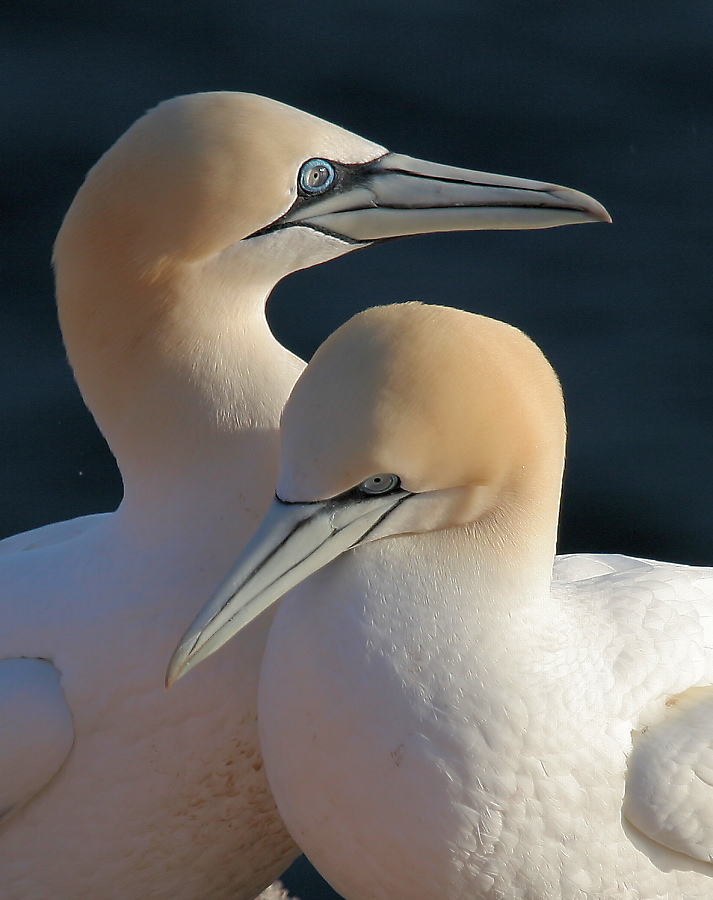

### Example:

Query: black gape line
xmin=244 ymin=152 xmax=593 ymax=243
xmin=195 ymin=482 xmax=411 ymax=641
xmin=258 ymin=490 xmax=410 ymax=589
xmin=276 ymin=475 xmax=405 ymax=508
xmin=245 ymin=155 xmax=388 ymax=242
xmin=247 ymin=220 xmax=371 ymax=246
xmin=357 ymin=492 xmax=411 ymax=544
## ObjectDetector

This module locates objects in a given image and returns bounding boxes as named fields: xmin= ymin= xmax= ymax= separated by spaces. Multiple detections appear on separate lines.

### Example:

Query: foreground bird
xmin=0 ymin=91 xmax=606 ymax=898
xmin=171 ymin=303 xmax=713 ymax=899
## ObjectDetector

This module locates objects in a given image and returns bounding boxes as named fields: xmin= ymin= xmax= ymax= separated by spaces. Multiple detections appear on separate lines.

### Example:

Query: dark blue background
xmin=1 ymin=3 xmax=711 ymax=895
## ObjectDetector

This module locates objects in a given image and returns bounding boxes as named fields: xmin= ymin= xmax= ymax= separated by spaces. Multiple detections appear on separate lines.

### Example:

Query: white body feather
xmin=259 ymin=543 xmax=713 ymax=899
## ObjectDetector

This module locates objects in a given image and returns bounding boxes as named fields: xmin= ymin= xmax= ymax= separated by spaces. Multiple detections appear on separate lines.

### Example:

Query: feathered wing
xmin=0 ymin=658 xmax=74 ymax=823
xmin=624 ymin=686 xmax=713 ymax=863
xmin=555 ymin=552 xmax=713 ymax=866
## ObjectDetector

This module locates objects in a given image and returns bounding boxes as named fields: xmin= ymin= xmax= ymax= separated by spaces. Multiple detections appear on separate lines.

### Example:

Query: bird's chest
xmin=260 ymin=556 xmax=632 ymax=900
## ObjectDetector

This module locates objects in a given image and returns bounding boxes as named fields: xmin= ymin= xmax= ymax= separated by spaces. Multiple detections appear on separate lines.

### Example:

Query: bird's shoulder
xmin=554 ymin=551 xmax=711 ymax=584
xmin=553 ymin=552 xmax=713 ymax=622
xmin=552 ymin=552 xmax=713 ymax=714
xmin=0 ymin=513 xmax=111 ymax=558
xmin=0 ymin=513 xmax=115 ymax=656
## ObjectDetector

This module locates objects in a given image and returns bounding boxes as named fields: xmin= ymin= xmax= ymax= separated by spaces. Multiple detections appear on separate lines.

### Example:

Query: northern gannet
xmin=171 ymin=303 xmax=713 ymax=899
xmin=1 ymin=90 xmax=607 ymax=897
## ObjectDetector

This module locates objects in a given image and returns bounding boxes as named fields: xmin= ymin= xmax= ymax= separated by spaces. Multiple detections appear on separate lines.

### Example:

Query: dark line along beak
xmin=269 ymin=152 xmax=610 ymax=243
xmin=166 ymin=488 xmax=411 ymax=688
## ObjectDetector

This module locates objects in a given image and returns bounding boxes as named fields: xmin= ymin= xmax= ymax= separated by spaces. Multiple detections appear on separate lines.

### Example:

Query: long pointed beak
xmin=166 ymin=489 xmax=411 ymax=687
xmin=286 ymin=152 xmax=610 ymax=242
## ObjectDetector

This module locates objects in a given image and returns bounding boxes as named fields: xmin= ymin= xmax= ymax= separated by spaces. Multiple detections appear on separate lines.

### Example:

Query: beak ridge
xmin=288 ymin=151 xmax=610 ymax=242
xmin=166 ymin=489 xmax=410 ymax=687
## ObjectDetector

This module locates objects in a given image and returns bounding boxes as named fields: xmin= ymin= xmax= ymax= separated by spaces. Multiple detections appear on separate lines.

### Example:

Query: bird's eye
xmin=298 ymin=158 xmax=336 ymax=194
xmin=359 ymin=474 xmax=401 ymax=495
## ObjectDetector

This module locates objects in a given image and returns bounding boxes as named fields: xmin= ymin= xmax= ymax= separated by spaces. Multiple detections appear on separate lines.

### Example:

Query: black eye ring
xmin=359 ymin=474 xmax=401 ymax=495
xmin=298 ymin=158 xmax=336 ymax=195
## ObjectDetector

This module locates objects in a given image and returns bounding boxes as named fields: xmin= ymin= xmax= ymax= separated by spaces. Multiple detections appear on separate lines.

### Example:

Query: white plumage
xmin=1 ymin=93 xmax=605 ymax=897
xmin=173 ymin=303 xmax=713 ymax=899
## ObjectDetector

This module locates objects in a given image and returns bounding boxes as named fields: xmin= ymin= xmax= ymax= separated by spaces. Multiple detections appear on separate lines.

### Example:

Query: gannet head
xmin=55 ymin=92 xmax=387 ymax=283
xmin=278 ymin=303 xmax=565 ymax=508
xmin=167 ymin=303 xmax=566 ymax=686
xmin=56 ymin=90 xmax=609 ymax=289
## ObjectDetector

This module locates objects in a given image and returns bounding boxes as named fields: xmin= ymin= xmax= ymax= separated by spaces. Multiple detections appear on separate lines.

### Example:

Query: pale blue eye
xmin=298 ymin=159 xmax=336 ymax=194
xmin=359 ymin=474 xmax=400 ymax=495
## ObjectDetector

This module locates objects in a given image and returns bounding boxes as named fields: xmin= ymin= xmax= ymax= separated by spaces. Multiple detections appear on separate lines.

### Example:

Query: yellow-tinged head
xmin=56 ymin=92 xmax=385 ymax=275
xmin=279 ymin=302 xmax=565 ymax=530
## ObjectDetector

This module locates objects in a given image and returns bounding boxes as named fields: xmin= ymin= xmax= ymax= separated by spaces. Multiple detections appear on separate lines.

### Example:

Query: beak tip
xmin=164 ymin=664 xmax=180 ymax=691
xmin=165 ymin=645 xmax=191 ymax=690
xmin=589 ymin=201 xmax=612 ymax=225
xmin=551 ymin=187 xmax=611 ymax=225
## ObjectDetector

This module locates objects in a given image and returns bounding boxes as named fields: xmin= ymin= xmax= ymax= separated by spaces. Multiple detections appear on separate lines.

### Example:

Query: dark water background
xmin=0 ymin=3 xmax=711 ymax=898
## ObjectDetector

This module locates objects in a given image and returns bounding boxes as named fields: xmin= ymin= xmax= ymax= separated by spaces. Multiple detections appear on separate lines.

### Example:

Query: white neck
xmin=56 ymin=253 xmax=304 ymax=537
xmin=404 ymin=511 xmax=554 ymax=623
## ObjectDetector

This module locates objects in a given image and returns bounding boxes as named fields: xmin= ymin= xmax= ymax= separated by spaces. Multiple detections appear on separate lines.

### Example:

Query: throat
xmin=357 ymin=498 xmax=559 ymax=637
xmin=58 ymin=266 xmax=304 ymax=532
xmin=114 ymin=323 xmax=304 ymax=531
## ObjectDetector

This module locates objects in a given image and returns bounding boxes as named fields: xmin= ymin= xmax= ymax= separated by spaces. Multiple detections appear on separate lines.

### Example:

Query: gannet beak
xmin=260 ymin=152 xmax=610 ymax=244
xmin=166 ymin=488 xmax=411 ymax=687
